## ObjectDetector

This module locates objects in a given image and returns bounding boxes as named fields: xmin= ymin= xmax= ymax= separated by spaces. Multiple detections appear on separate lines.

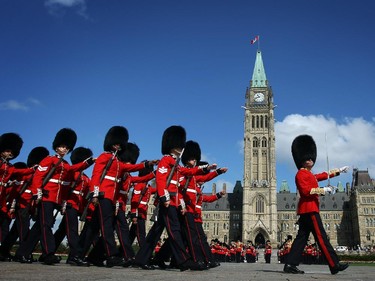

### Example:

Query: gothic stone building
xmin=197 ymin=49 xmax=375 ymax=249
xmin=141 ymin=50 xmax=375 ymax=249
xmin=201 ymin=168 xmax=375 ymax=249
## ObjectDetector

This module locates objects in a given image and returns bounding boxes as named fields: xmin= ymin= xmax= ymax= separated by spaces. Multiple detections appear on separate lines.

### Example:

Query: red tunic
xmin=0 ymin=160 xmax=34 ymax=209
xmin=155 ymin=155 xmax=205 ymax=207
xmin=117 ymin=172 xmax=154 ymax=212
xmin=64 ymin=171 xmax=91 ymax=212
xmin=181 ymin=170 xmax=220 ymax=214
xmin=130 ymin=175 xmax=156 ymax=219
xmin=90 ymin=152 xmax=147 ymax=203
xmin=296 ymin=168 xmax=338 ymax=214
xmin=30 ymin=155 xmax=89 ymax=205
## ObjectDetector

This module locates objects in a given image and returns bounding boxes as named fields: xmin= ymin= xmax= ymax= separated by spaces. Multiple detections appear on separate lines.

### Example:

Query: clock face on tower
xmin=254 ymin=92 xmax=264 ymax=102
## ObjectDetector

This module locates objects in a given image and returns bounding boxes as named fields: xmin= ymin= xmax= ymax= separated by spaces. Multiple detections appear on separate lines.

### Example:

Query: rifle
xmin=80 ymin=151 xmax=118 ymax=222
xmin=79 ymin=191 xmax=93 ymax=222
xmin=41 ymin=155 xmax=65 ymax=188
xmin=99 ymin=149 xmax=118 ymax=184
xmin=33 ymin=154 xmax=67 ymax=220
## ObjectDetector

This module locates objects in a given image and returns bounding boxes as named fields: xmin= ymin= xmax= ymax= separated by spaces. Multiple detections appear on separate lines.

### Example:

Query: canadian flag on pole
xmin=250 ymin=35 xmax=259 ymax=44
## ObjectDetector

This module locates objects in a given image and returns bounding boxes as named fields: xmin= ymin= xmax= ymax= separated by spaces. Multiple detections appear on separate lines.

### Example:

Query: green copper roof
xmin=337 ymin=181 xmax=345 ymax=192
xmin=279 ymin=180 xmax=290 ymax=193
xmin=251 ymin=50 xmax=267 ymax=87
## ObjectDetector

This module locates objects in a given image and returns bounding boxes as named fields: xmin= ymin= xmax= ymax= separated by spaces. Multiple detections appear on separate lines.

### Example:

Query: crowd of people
xmin=0 ymin=125 xmax=227 ymax=271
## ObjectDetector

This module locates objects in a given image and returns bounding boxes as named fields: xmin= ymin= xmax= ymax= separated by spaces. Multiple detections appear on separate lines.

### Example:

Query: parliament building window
xmin=255 ymin=196 xmax=265 ymax=214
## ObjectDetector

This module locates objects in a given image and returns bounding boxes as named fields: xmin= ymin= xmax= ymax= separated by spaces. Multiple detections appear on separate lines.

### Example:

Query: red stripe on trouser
xmin=136 ymin=224 xmax=141 ymax=243
xmin=17 ymin=211 xmax=24 ymax=241
xmin=41 ymin=204 xmax=49 ymax=253
xmin=184 ymin=216 xmax=196 ymax=261
xmin=98 ymin=204 xmax=110 ymax=257
xmin=116 ymin=219 xmax=128 ymax=259
xmin=165 ymin=213 xmax=187 ymax=260
xmin=195 ymin=223 xmax=208 ymax=262
xmin=310 ymin=214 xmax=335 ymax=267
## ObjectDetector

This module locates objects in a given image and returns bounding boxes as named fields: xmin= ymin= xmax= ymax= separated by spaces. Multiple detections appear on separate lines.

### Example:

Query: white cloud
xmin=45 ymin=0 xmax=88 ymax=19
xmin=0 ymin=100 xmax=29 ymax=111
xmin=275 ymin=114 xmax=375 ymax=177
xmin=0 ymin=99 xmax=42 ymax=111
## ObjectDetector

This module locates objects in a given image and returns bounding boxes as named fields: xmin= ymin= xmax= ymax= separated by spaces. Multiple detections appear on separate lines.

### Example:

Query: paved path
xmin=1 ymin=261 xmax=374 ymax=281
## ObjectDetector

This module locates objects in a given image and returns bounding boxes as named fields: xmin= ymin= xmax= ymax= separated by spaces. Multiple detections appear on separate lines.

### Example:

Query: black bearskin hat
xmin=27 ymin=146 xmax=49 ymax=167
xmin=70 ymin=147 xmax=93 ymax=165
xmin=0 ymin=133 xmax=23 ymax=159
xmin=52 ymin=128 xmax=77 ymax=152
xmin=291 ymin=134 xmax=317 ymax=169
xmin=181 ymin=140 xmax=201 ymax=165
xmin=161 ymin=125 xmax=186 ymax=155
xmin=118 ymin=142 xmax=140 ymax=164
xmin=103 ymin=126 xmax=129 ymax=152
xmin=13 ymin=162 xmax=27 ymax=169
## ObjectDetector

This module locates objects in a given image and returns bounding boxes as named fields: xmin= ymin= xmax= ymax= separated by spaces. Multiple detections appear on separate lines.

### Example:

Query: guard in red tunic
xmin=114 ymin=143 xmax=155 ymax=265
xmin=194 ymin=176 xmax=226 ymax=267
xmin=283 ymin=135 xmax=349 ymax=275
xmin=31 ymin=128 xmax=93 ymax=265
xmin=264 ymin=240 xmax=272 ymax=263
xmin=129 ymin=164 xmax=156 ymax=248
xmin=0 ymin=133 xmax=34 ymax=251
xmin=53 ymin=146 xmax=94 ymax=266
xmin=134 ymin=125 xmax=215 ymax=270
xmin=90 ymin=126 xmax=157 ymax=267
xmin=0 ymin=146 xmax=49 ymax=260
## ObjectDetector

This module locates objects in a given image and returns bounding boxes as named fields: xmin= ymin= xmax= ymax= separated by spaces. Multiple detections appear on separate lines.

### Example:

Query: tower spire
xmin=251 ymin=50 xmax=267 ymax=88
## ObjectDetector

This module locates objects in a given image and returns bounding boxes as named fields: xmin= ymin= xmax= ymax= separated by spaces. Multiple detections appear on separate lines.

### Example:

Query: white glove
xmin=339 ymin=166 xmax=350 ymax=173
xmin=323 ymin=186 xmax=334 ymax=194
xmin=323 ymin=186 xmax=338 ymax=195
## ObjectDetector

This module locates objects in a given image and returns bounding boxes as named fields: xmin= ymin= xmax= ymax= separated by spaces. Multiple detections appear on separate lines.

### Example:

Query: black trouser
xmin=114 ymin=208 xmax=134 ymax=260
xmin=286 ymin=212 xmax=339 ymax=268
xmin=129 ymin=217 xmax=146 ymax=248
xmin=97 ymin=198 xmax=118 ymax=257
xmin=195 ymin=221 xmax=214 ymax=264
xmin=1 ymin=207 xmax=30 ymax=255
xmin=54 ymin=206 xmax=80 ymax=257
xmin=0 ymin=210 xmax=11 ymax=243
xmin=265 ymin=253 xmax=271 ymax=263
xmin=78 ymin=207 xmax=101 ymax=260
xmin=135 ymin=205 xmax=190 ymax=266
xmin=181 ymin=212 xmax=204 ymax=262
xmin=39 ymin=201 xmax=59 ymax=256
xmin=15 ymin=216 xmax=41 ymax=258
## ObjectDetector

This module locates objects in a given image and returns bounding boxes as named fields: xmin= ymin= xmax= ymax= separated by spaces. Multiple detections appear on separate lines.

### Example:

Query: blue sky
xmin=1 ymin=0 xmax=375 ymax=193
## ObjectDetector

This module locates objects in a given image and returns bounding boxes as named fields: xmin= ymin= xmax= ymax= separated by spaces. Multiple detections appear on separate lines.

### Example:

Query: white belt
xmin=140 ymin=200 xmax=148 ymax=205
xmin=24 ymin=189 xmax=32 ymax=194
xmin=196 ymin=205 xmax=202 ymax=209
xmin=119 ymin=190 xmax=128 ymax=195
xmin=104 ymin=175 xmax=121 ymax=183
xmin=186 ymin=188 xmax=197 ymax=194
xmin=170 ymin=180 xmax=178 ymax=185
xmin=72 ymin=190 xmax=80 ymax=195
xmin=49 ymin=179 xmax=71 ymax=185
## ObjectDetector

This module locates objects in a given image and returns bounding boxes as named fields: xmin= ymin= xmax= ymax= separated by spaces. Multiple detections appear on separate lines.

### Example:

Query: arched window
xmin=252 ymin=116 xmax=255 ymax=128
xmin=262 ymin=137 xmax=267 ymax=147
xmin=253 ymin=137 xmax=259 ymax=148
xmin=265 ymin=116 xmax=268 ymax=128
xmin=256 ymin=116 xmax=260 ymax=128
xmin=260 ymin=115 xmax=263 ymax=128
xmin=255 ymin=196 xmax=265 ymax=214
